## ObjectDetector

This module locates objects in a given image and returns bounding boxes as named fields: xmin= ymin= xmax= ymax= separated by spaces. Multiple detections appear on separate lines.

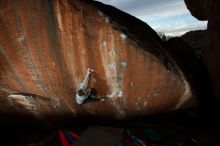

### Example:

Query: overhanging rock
xmin=0 ymin=0 xmax=197 ymax=119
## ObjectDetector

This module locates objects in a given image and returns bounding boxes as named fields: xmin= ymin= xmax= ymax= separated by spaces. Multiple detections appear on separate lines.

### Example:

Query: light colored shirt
xmin=76 ymin=88 xmax=91 ymax=104
xmin=76 ymin=93 xmax=89 ymax=104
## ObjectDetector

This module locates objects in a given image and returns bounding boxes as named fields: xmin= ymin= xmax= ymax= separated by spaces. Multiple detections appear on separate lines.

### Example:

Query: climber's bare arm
xmin=80 ymin=68 xmax=94 ymax=90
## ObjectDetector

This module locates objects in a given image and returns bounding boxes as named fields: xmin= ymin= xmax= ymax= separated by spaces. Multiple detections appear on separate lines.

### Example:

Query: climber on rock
xmin=75 ymin=68 xmax=106 ymax=104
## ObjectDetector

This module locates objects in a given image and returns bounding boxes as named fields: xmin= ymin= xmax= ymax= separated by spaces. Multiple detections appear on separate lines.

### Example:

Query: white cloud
xmin=162 ymin=21 xmax=207 ymax=36
xmin=96 ymin=0 xmax=207 ymax=36
xmin=97 ymin=0 xmax=186 ymax=17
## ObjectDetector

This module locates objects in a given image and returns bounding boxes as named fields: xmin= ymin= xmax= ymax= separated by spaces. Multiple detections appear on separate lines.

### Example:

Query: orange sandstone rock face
xmin=0 ymin=0 xmax=197 ymax=119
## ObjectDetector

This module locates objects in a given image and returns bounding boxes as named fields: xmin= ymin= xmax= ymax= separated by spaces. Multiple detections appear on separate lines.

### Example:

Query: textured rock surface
xmin=185 ymin=0 xmax=220 ymax=101
xmin=0 ymin=0 xmax=197 ymax=120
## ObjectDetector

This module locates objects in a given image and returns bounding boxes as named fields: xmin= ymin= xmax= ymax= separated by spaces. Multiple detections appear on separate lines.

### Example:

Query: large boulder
xmin=185 ymin=0 xmax=220 ymax=101
xmin=0 ymin=0 xmax=197 ymax=120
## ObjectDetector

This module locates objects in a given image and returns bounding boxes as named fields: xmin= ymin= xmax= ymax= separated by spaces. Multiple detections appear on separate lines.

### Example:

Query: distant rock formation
xmin=0 ymin=0 xmax=197 ymax=120
xmin=185 ymin=0 xmax=220 ymax=101
xmin=166 ymin=37 xmax=197 ymax=77
xmin=181 ymin=30 xmax=206 ymax=58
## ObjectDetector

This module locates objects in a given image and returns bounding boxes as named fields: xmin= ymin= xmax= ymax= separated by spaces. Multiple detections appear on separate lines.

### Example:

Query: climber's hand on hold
xmin=87 ymin=68 xmax=94 ymax=74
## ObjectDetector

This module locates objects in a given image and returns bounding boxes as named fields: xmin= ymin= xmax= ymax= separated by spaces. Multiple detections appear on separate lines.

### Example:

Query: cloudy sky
xmin=96 ymin=0 xmax=207 ymax=36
